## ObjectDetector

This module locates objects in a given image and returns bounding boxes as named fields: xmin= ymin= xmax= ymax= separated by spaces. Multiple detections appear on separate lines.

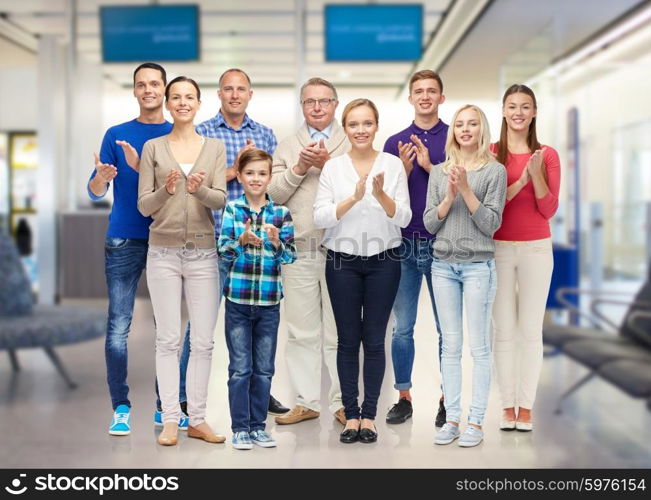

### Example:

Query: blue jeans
xmin=104 ymin=237 xmax=148 ymax=410
xmin=431 ymin=259 xmax=497 ymax=426
xmin=155 ymin=252 xmax=230 ymax=410
xmin=325 ymin=249 xmax=401 ymax=420
xmin=224 ymin=299 xmax=280 ymax=433
xmin=391 ymin=237 xmax=442 ymax=390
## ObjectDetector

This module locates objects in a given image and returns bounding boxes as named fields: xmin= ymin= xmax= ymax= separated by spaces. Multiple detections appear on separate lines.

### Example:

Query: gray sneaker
xmin=458 ymin=426 xmax=484 ymax=447
xmin=434 ymin=423 xmax=460 ymax=445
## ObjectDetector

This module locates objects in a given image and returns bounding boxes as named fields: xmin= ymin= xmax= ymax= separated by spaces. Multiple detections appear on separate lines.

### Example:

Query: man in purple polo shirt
xmin=383 ymin=70 xmax=448 ymax=427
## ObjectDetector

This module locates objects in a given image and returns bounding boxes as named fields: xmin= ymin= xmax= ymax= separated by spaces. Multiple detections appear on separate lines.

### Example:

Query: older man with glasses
xmin=268 ymin=77 xmax=350 ymax=426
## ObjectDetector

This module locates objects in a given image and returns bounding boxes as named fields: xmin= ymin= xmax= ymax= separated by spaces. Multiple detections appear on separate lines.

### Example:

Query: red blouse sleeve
xmin=535 ymin=146 xmax=561 ymax=219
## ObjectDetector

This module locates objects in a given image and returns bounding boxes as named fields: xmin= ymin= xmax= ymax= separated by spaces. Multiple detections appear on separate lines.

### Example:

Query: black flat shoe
xmin=359 ymin=427 xmax=378 ymax=443
xmin=339 ymin=428 xmax=359 ymax=444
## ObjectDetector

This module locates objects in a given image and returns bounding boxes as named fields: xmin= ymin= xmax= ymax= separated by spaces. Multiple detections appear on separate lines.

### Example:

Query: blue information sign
xmin=325 ymin=4 xmax=423 ymax=61
xmin=100 ymin=5 xmax=200 ymax=62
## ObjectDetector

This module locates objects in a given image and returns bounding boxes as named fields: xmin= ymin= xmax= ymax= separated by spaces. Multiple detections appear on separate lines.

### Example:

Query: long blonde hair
xmin=442 ymin=104 xmax=493 ymax=172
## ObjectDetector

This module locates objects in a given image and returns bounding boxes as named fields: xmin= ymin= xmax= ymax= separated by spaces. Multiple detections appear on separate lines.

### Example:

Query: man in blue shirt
xmin=195 ymin=68 xmax=288 ymax=416
xmin=88 ymin=63 xmax=189 ymax=436
xmin=383 ymin=70 xmax=448 ymax=427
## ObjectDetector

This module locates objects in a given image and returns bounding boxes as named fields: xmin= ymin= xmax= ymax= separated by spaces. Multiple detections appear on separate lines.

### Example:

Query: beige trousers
xmin=282 ymin=250 xmax=342 ymax=413
xmin=147 ymin=246 xmax=220 ymax=426
xmin=492 ymin=238 xmax=553 ymax=410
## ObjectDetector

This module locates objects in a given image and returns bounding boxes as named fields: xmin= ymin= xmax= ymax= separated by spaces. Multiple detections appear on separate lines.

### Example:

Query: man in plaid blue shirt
xmin=217 ymin=148 xmax=296 ymax=449
xmin=195 ymin=68 xmax=288 ymax=416
xmin=196 ymin=68 xmax=277 ymax=238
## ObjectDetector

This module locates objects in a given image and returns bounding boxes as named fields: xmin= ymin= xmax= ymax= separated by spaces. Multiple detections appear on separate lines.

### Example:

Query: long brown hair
xmin=496 ymin=84 xmax=541 ymax=165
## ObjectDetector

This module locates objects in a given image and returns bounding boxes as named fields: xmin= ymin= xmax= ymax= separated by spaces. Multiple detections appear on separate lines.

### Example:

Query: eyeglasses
xmin=301 ymin=98 xmax=336 ymax=109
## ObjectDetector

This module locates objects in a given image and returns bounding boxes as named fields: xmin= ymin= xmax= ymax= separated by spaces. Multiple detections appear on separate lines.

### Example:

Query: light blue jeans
xmin=431 ymin=259 xmax=497 ymax=426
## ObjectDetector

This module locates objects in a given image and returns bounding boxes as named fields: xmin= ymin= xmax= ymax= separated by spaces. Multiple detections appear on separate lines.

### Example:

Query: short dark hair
xmin=218 ymin=68 xmax=252 ymax=87
xmin=237 ymin=148 xmax=273 ymax=174
xmin=133 ymin=62 xmax=167 ymax=86
xmin=409 ymin=70 xmax=443 ymax=95
xmin=165 ymin=76 xmax=201 ymax=101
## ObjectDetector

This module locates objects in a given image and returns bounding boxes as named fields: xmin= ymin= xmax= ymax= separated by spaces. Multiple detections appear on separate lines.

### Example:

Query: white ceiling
xmin=0 ymin=0 xmax=451 ymax=88
xmin=0 ymin=0 xmax=648 ymax=97
xmin=434 ymin=0 xmax=647 ymax=100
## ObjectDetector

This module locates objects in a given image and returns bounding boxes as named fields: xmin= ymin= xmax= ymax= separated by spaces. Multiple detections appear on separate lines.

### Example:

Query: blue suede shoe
xmin=109 ymin=405 xmax=131 ymax=436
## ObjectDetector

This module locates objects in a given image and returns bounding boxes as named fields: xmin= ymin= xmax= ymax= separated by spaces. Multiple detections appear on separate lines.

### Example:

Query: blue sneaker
xmin=232 ymin=431 xmax=253 ymax=450
xmin=154 ymin=410 xmax=189 ymax=431
xmin=109 ymin=405 xmax=131 ymax=436
xmin=249 ymin=430 xmax=276 ymax=448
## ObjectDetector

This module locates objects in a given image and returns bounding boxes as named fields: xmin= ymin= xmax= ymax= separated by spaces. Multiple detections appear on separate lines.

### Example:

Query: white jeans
xmin=146 ymin=246 xmax=220 ymax=426
xmin=282 ymin=250 xmax=341 ymax=413
xmin=492 ymin=238 xmax=553 ymax=410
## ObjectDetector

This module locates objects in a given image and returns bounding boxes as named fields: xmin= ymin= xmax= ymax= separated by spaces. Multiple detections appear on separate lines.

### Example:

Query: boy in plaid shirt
xmin=218 ymin=148 xmax=297 ymax=449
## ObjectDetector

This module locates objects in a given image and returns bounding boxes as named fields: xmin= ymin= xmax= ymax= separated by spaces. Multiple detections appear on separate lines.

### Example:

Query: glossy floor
xmin=1 ymin=291 xmax=649 ymax=469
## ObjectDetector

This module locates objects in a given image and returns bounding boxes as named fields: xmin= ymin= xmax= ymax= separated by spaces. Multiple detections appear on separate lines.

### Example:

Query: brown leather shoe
xmin=157 ymin=422 xmax=178 ymax=446
xmin=274 ymin=405 xmax=319 ymax=425
xmin=187 ymin=424 xmax=226 ymax=443
xmin=333 ymin=407 xmax=346 ymax=426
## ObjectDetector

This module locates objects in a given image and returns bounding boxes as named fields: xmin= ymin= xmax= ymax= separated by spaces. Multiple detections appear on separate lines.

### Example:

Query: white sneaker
xmin=435 ymin=423 xmax=460 ymax=445
xmin=458 ymin=426 xmax=484 ymax=447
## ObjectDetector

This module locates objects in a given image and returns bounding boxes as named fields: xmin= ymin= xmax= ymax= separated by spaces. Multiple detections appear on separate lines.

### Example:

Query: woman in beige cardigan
xmin=138 ymin=76 xmax=226 ymax=446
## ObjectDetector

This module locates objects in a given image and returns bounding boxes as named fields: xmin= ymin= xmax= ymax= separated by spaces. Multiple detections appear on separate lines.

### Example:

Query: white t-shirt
xmin=179 ymin=163 xmax=193 ymax=176
xmin=313 ymin=152 xmax=411 ymax=256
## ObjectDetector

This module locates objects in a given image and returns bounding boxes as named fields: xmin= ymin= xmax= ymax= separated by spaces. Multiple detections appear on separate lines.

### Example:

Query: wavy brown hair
xmin=496 ymin=84 xmax=541 ymax=165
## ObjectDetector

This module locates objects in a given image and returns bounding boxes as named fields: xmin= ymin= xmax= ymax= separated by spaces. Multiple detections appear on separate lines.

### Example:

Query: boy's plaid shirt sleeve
xmin=216 ymin=202 xmax=243 ymax=261
xmin=218 ymin=198 xmax=297 ymax=305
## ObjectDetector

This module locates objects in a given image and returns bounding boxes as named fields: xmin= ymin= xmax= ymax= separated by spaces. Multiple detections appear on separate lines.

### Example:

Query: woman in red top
xmin=491 ymin=84 xmax=560 ymax=432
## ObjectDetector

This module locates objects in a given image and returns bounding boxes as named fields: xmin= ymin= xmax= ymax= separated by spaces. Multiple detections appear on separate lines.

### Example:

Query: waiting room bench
xmin=0 ymin=230 xmax=106 ymax=388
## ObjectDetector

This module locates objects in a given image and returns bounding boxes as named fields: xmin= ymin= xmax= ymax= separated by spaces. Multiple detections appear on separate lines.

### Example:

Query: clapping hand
xmin=234 ymin=139 xmax=256 ymax=169
xmin=397 ymin=140 xmax=416 ymax=175
xmin=115 ymin=140 xmax=140 ymax=170
xmin=93 ymin=153 xmax=117 ymax=183
xmin=526 ymin=148 xmax=546 ymax=179
xmin=187 ymin=170 xmax=206 ymax=194
xmin=450 ymin=165 xmax=469 ymax=193
xmin=165 ymin=170 xmax=181 ymax=195
xmin=298 ymin=139 xmax=330 ymax=173
xmin=446 ymin=171 xmax=458 ymax=200
xmin=410 ymin=134 xmax=432 ymax=172
xmin=372 ymin=171 xmax=385 ymax=198
xmin=263 ymin=223 xmax=280 ymax=249
xmin=353 ymin=174 xmax=368 ymax=201
xmin=239 ymin=219 xmax=263 ymax=247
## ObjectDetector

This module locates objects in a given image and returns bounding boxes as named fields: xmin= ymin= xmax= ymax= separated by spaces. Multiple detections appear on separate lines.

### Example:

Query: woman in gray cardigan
xmin=423 ymin=104 xmax=506 ymax=448
xmin=138 ymin=77 xmax=226 ymax=446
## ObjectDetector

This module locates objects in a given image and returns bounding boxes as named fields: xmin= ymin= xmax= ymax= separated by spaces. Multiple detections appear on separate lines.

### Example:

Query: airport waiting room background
xmin=1 ymin=0 xmax=650 ymax=468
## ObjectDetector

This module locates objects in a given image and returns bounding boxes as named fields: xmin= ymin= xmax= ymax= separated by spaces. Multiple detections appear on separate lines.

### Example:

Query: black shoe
xmin=359 ymin=427 xmax=378 ymax=443
xmin=386 ymin=398 xmax=413 ymax=424
xmin=435 ymin=398 xmax=446 ymax=428
xmin=268 ymin=395 xmax=290 ymax=416
xmin=339 ymin=428 xmax=359 ymax=444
